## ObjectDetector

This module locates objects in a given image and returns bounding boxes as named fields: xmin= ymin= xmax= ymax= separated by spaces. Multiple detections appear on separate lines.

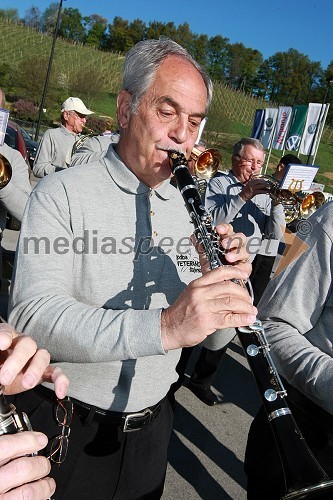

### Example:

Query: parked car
xmin=4 ymin=120 xmax=30 ymax=167
xmin=20 ymin=126 xmax=38 ymax=168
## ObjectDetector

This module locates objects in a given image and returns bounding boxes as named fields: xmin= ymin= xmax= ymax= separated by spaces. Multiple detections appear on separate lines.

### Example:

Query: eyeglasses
xmin=47 ymin=397 xmax=73 ymax=465
xmin=236 ymin=154 xmax=264 ymax=167
xmin=68 ymin=111 xmax=87 ymax=121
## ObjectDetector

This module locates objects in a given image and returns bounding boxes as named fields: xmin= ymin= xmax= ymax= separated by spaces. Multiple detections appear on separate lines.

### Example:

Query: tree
xmin=191 ymin=34 xmax=209 ymax=70
xmin=84 ymin=14 xmax=108 ymax=48
xmin=104 ymin=17 xmax=135 ymax=52
xmin=0 ymin=9 xmax=20 ymax=22
xmin=58 ymin=7 xmax=85 ymax=42
xmin=40 ymin=2 xmax=59 ymax=35
xmin=127 ymin=18 xmax=146 ymax=45
xmin=255 ymin=49 xmax=322 ymax=104
xmin=206 ymin=35 xmax=229 ymax=82
xmin=226 ymin=43 xmax=263 ymax=91
xmin=24 ymin=6 xmax=41 ymax=29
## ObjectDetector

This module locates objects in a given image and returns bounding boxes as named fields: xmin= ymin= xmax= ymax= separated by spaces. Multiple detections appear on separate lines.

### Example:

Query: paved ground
xmin=1 ymin=225 xmax=261 ymax=500
xmin=163 ymin=343 xmax=261 ymax=499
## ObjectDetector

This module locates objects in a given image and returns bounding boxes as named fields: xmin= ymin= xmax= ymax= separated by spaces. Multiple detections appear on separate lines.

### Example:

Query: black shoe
xmin=188 ymin=383 xmax=224 ymax=406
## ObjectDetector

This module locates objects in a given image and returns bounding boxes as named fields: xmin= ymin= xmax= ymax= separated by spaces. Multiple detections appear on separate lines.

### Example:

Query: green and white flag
xmin=285 ymin=105 xmax=308 ymax=151
xmin=299 ymin=103 xmax=322 ymax=155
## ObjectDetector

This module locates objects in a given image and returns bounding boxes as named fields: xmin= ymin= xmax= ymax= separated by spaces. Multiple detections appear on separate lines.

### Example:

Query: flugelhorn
xmin=251 ymin=173 xmax=303 ymax=224
xmin=189 ymin=147 xmax=222 ymax=197
xmin=0 ymin=153 xmax=12 ymax=189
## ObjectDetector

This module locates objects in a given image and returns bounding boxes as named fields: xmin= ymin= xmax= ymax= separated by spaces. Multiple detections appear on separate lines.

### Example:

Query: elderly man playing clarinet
xmin=8 ymin=37 xmax=257 ymax=499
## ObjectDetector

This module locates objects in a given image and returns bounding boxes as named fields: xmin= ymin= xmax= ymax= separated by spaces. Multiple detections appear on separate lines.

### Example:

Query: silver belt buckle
xmin=123 ymin=408 xmax=153 ymax=433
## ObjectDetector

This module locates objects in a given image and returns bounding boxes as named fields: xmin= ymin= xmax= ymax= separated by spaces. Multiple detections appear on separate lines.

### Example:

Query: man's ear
xmin=117 ymin=90 xmax=132 ymax=129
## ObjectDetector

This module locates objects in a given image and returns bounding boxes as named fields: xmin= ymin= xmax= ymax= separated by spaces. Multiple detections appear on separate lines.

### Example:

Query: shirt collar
xmin=60 ymin=125 xmax=78 ymax=137
xmin=102 ymin=145 xmax=177 ymax=200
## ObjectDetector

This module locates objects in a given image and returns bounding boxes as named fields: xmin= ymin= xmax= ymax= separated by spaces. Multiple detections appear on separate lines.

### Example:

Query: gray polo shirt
xmin=33 ymin=125 xmax=78 ymax=177
xmin=205 ymin=170 xmax=285 ymax=260
xmin=9 ymin=145 xmax=234 ymax=411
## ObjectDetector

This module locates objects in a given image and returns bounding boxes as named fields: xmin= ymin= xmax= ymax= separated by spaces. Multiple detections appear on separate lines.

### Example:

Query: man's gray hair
xmin=233 ymin=137 xmax=265 ymax=156
xmin=122 ymin=37 xmax=213 ymax=114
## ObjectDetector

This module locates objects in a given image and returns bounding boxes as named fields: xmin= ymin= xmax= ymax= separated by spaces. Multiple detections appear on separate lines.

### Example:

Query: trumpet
xmin=189 ymin=147 xmax=222 ymax=197
xmin=0 ymin=153 xmax=12 ymax=189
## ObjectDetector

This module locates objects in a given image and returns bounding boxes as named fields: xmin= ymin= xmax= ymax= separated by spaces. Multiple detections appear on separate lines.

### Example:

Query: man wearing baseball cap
xmin=33 ymin=97 xmax=94 ymax=177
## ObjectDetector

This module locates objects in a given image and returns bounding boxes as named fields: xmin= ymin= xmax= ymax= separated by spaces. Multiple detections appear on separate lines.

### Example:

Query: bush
xmin=85 ymin=115 xmax=115 ymax=133
xmin=12 ymin=99 xmax=38 ymax=121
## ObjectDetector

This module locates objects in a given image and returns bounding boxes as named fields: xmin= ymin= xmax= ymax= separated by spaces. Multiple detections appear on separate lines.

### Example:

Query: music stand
xmin=279 ymin=163 xmax=319 ymax=193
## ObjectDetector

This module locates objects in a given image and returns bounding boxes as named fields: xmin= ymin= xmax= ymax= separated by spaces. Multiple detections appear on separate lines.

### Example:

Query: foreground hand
xmin=0 ymin=323 xmax=68 ymax=398
xmin=161 ymin=265 xmax=257 ymax=351
xmin=0 ymin=432 xmax=55 ymax=498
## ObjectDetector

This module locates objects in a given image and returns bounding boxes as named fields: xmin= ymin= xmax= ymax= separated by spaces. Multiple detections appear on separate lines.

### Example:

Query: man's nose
xmin=170 ymin=116 xmax=189 ymax=144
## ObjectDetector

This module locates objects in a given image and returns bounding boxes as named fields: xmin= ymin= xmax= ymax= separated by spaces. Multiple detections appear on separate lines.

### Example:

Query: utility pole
xmin=34 ymin=0 xmax=64 ymax=141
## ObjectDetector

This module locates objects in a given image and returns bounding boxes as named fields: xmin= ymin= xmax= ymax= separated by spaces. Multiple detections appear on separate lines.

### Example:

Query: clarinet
xmin=0 ymin=383 xmax=33 ymax=435
xmin=168 ymin=150 xmax=333 ymax=500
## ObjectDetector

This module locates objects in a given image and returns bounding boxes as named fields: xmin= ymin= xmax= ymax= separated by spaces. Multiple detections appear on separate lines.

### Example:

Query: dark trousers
xmin=250 ymin=253 xmax=275 ymax=306
xmin=11 ymin=389 xmax=174 ymax=500
xmin=244 ymin=390 xmax=333 ymax=499
xmin=170 ymin=345 xmax=228 ymax=395
xmin=190 ymin=346 xmax=227 ymax=388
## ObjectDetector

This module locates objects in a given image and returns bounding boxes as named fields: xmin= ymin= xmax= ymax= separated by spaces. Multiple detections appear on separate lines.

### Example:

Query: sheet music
xmin=0 ymin=108 xmax=9 ymax=147
xmin=279 ymin=163 xmax=319 ymax=192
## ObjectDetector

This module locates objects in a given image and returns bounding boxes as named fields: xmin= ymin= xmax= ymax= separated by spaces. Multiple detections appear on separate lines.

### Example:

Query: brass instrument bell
xmin=0 ymin=153 xmax=12 ymax=189
xmin=299 ymin=191 xmax=326 ymax=219
xmin=190 ymin=147 xmax=222 ymax=180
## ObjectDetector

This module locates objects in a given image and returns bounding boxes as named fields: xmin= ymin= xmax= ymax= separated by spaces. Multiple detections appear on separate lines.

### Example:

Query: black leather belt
xmin=34 ymin=385 xmax=162 ymax=432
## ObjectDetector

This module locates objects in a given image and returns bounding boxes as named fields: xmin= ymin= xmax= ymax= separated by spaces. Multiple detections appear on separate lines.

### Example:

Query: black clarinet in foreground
xmin=169 ymin=150 xmax=333 ymax=499
xmin=0 ymin=383 xmax=32 ymax=435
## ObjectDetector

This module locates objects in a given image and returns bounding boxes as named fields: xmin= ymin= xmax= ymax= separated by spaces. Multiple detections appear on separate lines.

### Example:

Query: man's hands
xmin=0 ymin=323 xmax=69 ymax=498
xmin=0 ymin=433 xmax=56 ymax=498
xmin=161 ymin=224 xmax=257 ymax=351
xmin=0 ymin=323 xmax=68 ymax=398
xmin=240 ymin=177 xmax=273 ymax=202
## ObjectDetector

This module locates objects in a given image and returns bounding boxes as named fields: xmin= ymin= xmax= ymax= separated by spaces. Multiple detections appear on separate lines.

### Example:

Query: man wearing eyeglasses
xmin=205 ymin=137 xmax=285 ymax=262
xmin=33 ymin=96 xmax=94 ymax=177
xmin=187 ymin=137 xmax=286 ymax=406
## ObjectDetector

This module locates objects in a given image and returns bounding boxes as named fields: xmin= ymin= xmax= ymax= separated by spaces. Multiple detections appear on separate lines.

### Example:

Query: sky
xmin=1 ymin=0 xmax=332 ymax=69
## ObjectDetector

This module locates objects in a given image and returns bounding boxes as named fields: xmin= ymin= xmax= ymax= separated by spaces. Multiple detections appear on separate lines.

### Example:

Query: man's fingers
xmin=0 ymin=456 xmax=53 ymax=495
xmin=2 ymin=476 xmax=56 ymax=500
xmin=0 ymin=432 xmax=48 ymax=464
xmin=42 ymin=365 xmax=69 ymax=399
xmin=0 ymin=324 xmax=17 ymax=350
xmin=0 ymin=335 xmax=50 ymax=389
xmin=192 ymin=265 xmax=250 ymax=287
